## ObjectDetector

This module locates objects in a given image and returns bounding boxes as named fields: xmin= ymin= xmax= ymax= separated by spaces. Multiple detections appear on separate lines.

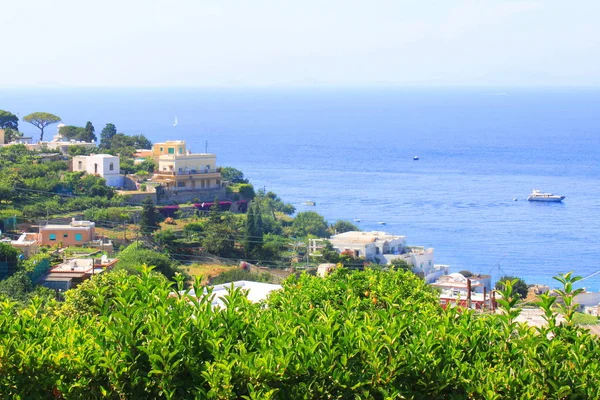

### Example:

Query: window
xmin=109 ymin=162 xmax=114 ymax=171
xmin=168 ymin=148 xmax=175 ymax=154
xmin=49 ymin=234 xmax=57 ymax=241
xmin=75 ymin=233 xmax=83 ymax=241
xmin=160 ymin=147 xmax=164 ymax=153
xmin=77 ymin=161 xmax=82 ymax=170
xmin=63 ymin=234 xmax=68 ymax=238
xmin=177 ymin=181 xmax=186 ymax=187
xmin=178 ymin=147 xmax=183 ymax=154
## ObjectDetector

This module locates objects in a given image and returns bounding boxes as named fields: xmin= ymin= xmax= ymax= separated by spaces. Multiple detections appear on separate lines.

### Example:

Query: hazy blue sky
xmin=3 ymin=0 xmax=599 ymax=87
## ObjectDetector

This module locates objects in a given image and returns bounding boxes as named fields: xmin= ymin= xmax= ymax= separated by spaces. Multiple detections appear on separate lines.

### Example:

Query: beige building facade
xmin=150 ymin=140 xmax=222 ymax=192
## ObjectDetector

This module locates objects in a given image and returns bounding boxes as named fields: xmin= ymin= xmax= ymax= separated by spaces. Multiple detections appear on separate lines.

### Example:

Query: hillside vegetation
xmin=0 ymin=267 xmax=598 ymax=399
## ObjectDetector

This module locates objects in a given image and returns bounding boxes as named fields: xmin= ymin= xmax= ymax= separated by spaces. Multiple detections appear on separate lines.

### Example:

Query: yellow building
xmin=150 ymin=140 xmax=222 ymax=192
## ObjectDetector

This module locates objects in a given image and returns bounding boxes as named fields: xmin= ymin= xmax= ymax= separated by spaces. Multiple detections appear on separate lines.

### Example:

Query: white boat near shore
xmin=527 ymin=189 xmax=565 ymax=202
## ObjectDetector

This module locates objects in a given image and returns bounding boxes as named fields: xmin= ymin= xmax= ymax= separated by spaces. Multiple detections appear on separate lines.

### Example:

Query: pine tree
xmin=253 ymin=203 xmax=264 ymax=253
xmin=209 ymin=196 xmax=221 ymax=223
xmin=84 ymin=121 xmax=96 ymax=142
xmin=99 ymin=123 xmax=117 ymax=149
xmin=139 ymin=196 xmax=159 ymax=235
xmin=244 ymin=202 xmax=256 ymax=256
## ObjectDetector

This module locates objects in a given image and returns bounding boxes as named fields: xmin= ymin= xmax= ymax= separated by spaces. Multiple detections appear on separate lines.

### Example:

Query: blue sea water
xmin=2 ymin=87 xmax=600 ymax=290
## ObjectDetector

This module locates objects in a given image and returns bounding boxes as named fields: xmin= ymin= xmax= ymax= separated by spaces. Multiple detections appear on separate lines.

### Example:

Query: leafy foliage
xmin=114 ymin=243 xmax=180 ymax=280
xmin=0 ymin=271 xmax=55 ymax=304
xmin=209 ymin=268 xmax=272 ymax=285
xmin=59 ymin=124 xmax=96 ymax=142
xmin=292 ymin=211 xmax=330 ymax=238
xmin=22 ymin=112 xmax=61 ymax=141
xmin=139 ymin=196 xmax=160 ymax=235
xmin=0 ymin=109 xmax=19 ymax=130
xmin=220 ymin=166 xmax=248 ymax=183
xmin=391 ymin=258 xmax=412 ymax=270
xmin=1 ymin=268 xmax=598 ymax=398
xmin=244 ymin=202 xmax=263 ymax=257
xmin=83 ymin=206 xmax=136 ymax=224
xmin=330 ymin=219 xmax=359 ymax=234
xmin=99 ymin=123 xmax=117 ymax=149
xmin=2 ymin=127 xmax=24 ymax=143
xmin=109 ymin=133 xmax=152 ymax=156
xmin=495 ymin=275 xmax=528 ymax=299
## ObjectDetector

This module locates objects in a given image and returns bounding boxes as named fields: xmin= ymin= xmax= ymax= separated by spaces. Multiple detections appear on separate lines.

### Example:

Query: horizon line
xmin=1 ymin=83 xmax=599 ymax=90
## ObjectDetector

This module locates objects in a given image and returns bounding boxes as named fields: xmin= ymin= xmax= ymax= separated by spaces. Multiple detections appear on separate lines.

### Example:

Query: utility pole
xmin=306 ymin=241 xmax=310 ymax=268
xmin=205 ymin=140 xmax=208 ymax=153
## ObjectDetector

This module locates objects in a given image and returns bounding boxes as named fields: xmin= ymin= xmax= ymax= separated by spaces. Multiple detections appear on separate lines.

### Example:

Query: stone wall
xmin=158 ymin=187 xmax=227 ymax=205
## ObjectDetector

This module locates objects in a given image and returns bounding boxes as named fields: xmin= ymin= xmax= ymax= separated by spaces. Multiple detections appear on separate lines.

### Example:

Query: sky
xmin=2 ymin=0 xmax=599 ymax=87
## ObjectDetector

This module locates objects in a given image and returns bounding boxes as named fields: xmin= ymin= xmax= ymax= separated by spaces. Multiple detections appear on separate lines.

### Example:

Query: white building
xmin=329 ymin=231 xmax=407 ymax=261
xmin=25 ymin=123 xmax=97 ymax=153
xmin=431 ymin=272 xmax=492 ymax=294
xmin=328 ymin=231 xmax=442 ymax=277
xmin=72 ymin=154 xmax=123 ymax=188
xmin=573 ymin=292 xmax=600 ymax=312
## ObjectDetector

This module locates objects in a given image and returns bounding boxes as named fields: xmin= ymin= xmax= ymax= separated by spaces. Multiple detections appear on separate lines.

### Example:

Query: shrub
xmin=209 ymin=268 xmax=272 ymax=285
xmin=0 ymin=269 xmax=599 ymax=398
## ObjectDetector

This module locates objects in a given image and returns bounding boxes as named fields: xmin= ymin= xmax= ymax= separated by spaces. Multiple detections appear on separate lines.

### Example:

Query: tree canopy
xmin=220 ymin=166 xmax=248 ymax=183
xmin=139 ymin=196 xmax=160 ymax=235
xmin=331 ymin=220 xmax=360 ymax=234
xmin=84 ymin=121 xmax=95 ymax=141
xmin=108 ymin=133 xmax=152 ymax=156
xmin=244 ymin=202 xmax=264 ymax=257
xmin=99 ymin=123 xmax=117 ymax=149
xmin=495 ymin=275 xmax=528 ymax=299
xmin=0 ymin=269 xmax=597 ymax=398
xmin=114 ymin=243 xmax=179 ymax=280
xmin=58 ymin=125 xmax=96 ymax=142
xmin=2 ymin=128 xmax=23 ymax=144
xmin=22 ymin=112 xmax=61 ymax=141
xmin=292 ymin=211 xmax=330 ymax=238
xmin=0 ymin=110 xmax=19 ymax=130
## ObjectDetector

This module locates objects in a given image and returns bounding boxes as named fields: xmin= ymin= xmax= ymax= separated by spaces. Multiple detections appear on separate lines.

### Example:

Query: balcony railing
xmin=153 ymin=169 xmax=220 ymax=176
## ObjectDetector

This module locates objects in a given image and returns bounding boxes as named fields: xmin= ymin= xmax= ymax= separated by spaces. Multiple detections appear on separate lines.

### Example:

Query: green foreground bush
xmin=0 ymin=267 xmax=599 ymax=399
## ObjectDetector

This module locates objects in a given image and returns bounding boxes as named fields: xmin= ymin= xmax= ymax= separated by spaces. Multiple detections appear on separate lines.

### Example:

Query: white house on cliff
xmin=72 ymin=154 xmax=123 ymax=188
xmin=328 ymin=231 xmax=448 ymax=283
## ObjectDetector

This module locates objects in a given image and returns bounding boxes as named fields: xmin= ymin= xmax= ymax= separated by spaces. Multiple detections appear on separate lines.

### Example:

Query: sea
xmin=2 ymin=87 xmax=599 ymax=290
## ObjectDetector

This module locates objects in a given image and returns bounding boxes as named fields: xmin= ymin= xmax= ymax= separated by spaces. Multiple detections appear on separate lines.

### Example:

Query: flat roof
xmin=52 ymin=258 xmax=117 ymax=273
xmin=41 ymin=225 xmax=93 ymax=230
xmin=44 ymin=272 xmax=88 ymax=279
xmin=41 ymin=276 xmax=73 ymax=282
xmin=330 ymin=231 xmax=406 ymax=244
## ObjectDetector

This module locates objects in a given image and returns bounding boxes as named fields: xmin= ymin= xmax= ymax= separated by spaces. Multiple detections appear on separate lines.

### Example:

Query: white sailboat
xmin=173 ymin=116 xmax=178 ymax=127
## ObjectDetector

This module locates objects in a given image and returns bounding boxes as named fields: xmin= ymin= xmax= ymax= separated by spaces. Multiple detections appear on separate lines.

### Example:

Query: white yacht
xmin=527 ymin=189 xmax=565 ymax=202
